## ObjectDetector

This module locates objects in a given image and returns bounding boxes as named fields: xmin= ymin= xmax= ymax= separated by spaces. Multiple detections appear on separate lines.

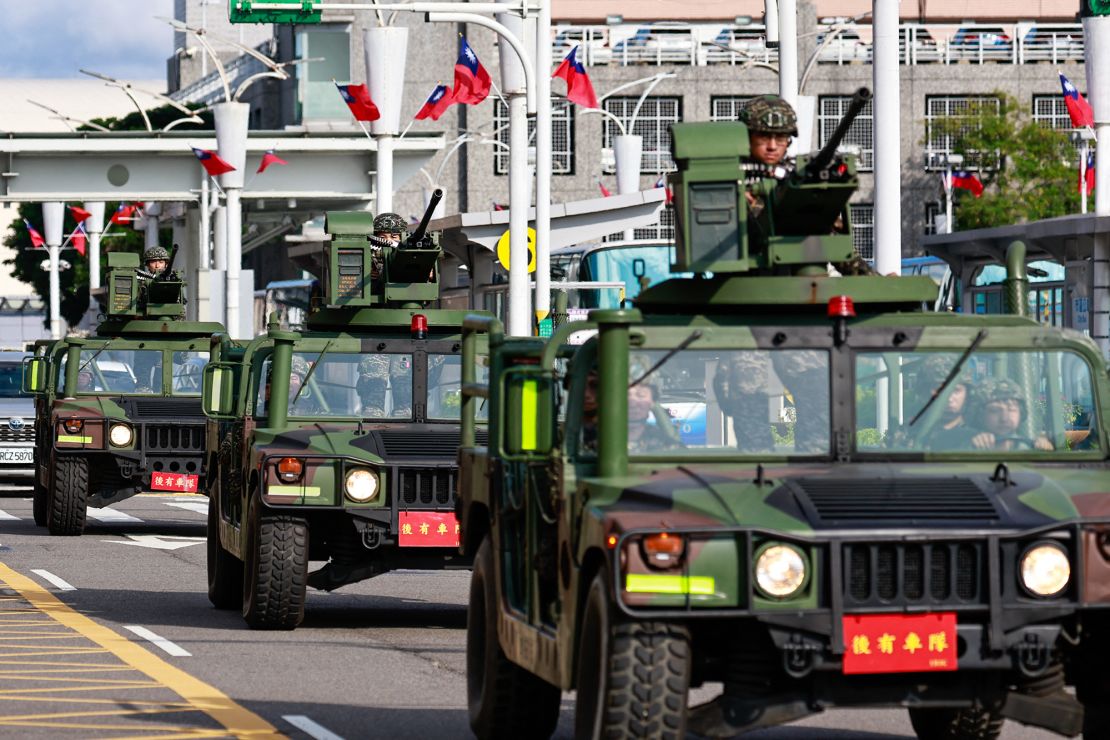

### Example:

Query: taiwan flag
xmin=1059 ymin=73 xmax=1094 ymax=129
xmin=655 ymin=174 xmax=673 ymax=205
xmin=1081 ymin=149 xmax=1096 ymax=196
xmin=68 ymin=204 xmax=92 ymax=223
xmin=110 ymin=202 xmax=136 ymax=225
xmin=452 ymin=36 xmax=491 ymax=105
xmin=553 ymin=46 xmax=598 ymax=109
xmin=951 ymin=171 xmax=984 ymax=197
xmin=256 ymin=149 xmax=287 ymax=174
xmin=335 ymin=82 xmax=380 ymax=122
xmin=192 ymin=147 xmax=236 ymax=176
xmin=415 ymin=84 xmax=455 ymax=121
xmin=23 ymin=219 xmax=45 ymax=248
xmin=598 ymin=180 xmax=612 ymax=197
xmin=71 ymin=223 xmax=87 ymax=257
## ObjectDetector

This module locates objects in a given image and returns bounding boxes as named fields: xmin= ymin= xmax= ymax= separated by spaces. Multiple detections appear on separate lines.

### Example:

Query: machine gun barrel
xmin=804 ymin=87 xmax=872 ymax=177
xmin=404 ymin=188 xmax=443 ymax=248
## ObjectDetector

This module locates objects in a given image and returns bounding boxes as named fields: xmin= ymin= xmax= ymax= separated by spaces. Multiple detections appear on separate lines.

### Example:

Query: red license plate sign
xmin=842 ymin=612 xmax=957 ymax=674
xmin=151 ymin=473 xmax=199 ymax=493
xmin=398 ymin=511 xmax=460 ymax=548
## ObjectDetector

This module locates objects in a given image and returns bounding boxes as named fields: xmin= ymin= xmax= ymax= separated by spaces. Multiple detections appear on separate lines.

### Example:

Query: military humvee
xmin=23 ymin=249 xmax=225 ymax=536
xmin=202 ymin=191 xmax=488 ymax=630
xmin=457 ymin=90 xmax=1110 ymax=739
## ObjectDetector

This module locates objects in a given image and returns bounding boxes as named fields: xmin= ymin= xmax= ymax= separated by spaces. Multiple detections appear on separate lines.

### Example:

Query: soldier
xmin=968 ymin=378 xmax=1053 ymax=451
xmin=356 ymin=354 xmax=413 ymax=418
xmin=370 ymin=213 xmax=408 ymax=281
xmin=628 ymin=382 xmax=681 ymax=453
xmin=143 ymin=246 xmax=170 ymax=277
xmin=713 ymin=352 xmax=774 ymax=452
xmin=912 ymin=355 xmax=976 ymax=450
xmin=739 ymin=95 xmax=796 ymax=168
xmin=771 ymin=350 xmax=829 ymax=453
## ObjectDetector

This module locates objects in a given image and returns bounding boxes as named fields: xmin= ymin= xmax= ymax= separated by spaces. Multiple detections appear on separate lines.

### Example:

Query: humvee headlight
xmin=277 ymin=457 xmax=304 ymax=483
xmin=1020 ymin=543 xmax=1070 ymax=597
xmin=63 ymin=418 xmax=84 ymax=434
xmin=108 ymin=423 xmax=133 ymax=447
xmin=345 ymin=468 xmax=379 ymax=502
xmin=755 ymin=544 xmax=807 ymax=599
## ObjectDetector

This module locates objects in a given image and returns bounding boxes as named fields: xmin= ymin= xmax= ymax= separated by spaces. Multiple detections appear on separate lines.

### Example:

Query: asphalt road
xmin=0 ymin=488 xmax=1063 ymax=740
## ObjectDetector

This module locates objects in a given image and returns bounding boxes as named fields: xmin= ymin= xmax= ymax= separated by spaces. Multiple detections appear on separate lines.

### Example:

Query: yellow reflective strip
xmin=267 ymin=485 xmax=322 ymax=497
xmin=30 ymin=361 xmax=40 ymax=390
xmin=625 ymin=574 xmax=715 ymax=595
xmin=57 ymin=435 xmax=93 ymax=444
xmin=520 ymin=379 xmax=538 ymax=451
xmin=210 ymin=370 xmax=222 ymax=412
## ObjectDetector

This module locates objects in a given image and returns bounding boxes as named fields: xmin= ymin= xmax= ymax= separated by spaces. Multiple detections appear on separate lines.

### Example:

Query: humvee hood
xmin=252 ymin=425 xmax=478 ymax=463
xmin=52 ymin=397 xmax=126 ymax=420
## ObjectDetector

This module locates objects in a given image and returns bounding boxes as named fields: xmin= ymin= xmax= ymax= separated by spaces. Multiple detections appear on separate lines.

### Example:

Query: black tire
xmin=32 ymin=472 xmax=48 ymax=527
xmin=241 ymin=496 xmax=308 ymax=630
xmin=908 ymin=705 xmax=1004 ymax=740
xmin=1084 ymin=705 xmax=1110 ymax=739
xmin=575 ymin=569 xmax=691 ymax=740
xmin=467 ymin=537 xmax=560 ymax=739
xmin=47 ymin=457 xmax=88 ymax=536
xmin=207 ymin=495 xmax=242 ymax=610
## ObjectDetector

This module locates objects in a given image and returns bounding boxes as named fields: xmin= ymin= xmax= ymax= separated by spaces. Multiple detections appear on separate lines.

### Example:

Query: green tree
xmin=928 ymin=93 xmax=1082 ymax=230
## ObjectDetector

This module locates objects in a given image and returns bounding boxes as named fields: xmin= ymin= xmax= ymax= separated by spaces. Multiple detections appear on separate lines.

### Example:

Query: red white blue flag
xmin=23 ymin=219 xmax=45 ymax=248
xmin=553 ymin=46 xmax=598 ymax=109
xmin=415 ymin=84 xmax=455 ymax=121
xmin=68 ymin=204 xmax=92 ymax=223
xmin=1081 ymin=149 xmax=1096 ymax=196
xmin=110 ymin=203 xmax=136 ymax=225
xmin=452 ymin=36 xmax=491 ymax=105
xmin=71 ymin=223 xmax=87 ymax=257
xmin=950 ymin=171 xmax=984 ymax=197
xmin=192 ymin=147 xmax=236 ymax=176
xmin=1059 ymin=73 xmax=1094 ymax=129
xmin=598 ymin=180 xmax=612 ymax=197
xmin=335 ymin=82 xmax=380 ymax=122
xmin=256 ymin=149 xmax=287 ymax=174
xmin=655 ymin=174 xmax=674 ymax=205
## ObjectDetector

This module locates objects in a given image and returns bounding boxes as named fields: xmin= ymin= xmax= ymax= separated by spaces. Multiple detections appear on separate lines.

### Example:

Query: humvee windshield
xmin=58 ymin=348 xmax=209 ymax=396
xmin=856 ymin=349 xmax=1098 ymax=454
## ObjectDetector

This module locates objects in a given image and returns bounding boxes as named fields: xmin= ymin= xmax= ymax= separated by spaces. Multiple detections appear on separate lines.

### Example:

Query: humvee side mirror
xmin=502 ymin=368 xmax=553 ymax=457
xmin=202 ymin=363 xmax=236 ymax=418
xmin=22 ymin=357 xmax=46 ymax=394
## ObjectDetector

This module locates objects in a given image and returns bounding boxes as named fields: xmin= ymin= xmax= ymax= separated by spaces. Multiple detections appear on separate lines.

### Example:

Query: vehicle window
xmin=171 ymin=352 xmax=208 ymax=396
xmin=580 ymin=349 xmax=830 ymax=456
xmin=257 ymin=352 xmax=414 ymax=420
xmin=579 ymin=244 xmax=688 ymax=308
xmin=428 ymin=354 xmax=490 ymax=421
xmin=58 ymin=349 xmax=162 ymax=394
xmin=0 ymin=362 xmax=28 ymax=398
xmin=856 ymin=350 xmax=1099 ymax=454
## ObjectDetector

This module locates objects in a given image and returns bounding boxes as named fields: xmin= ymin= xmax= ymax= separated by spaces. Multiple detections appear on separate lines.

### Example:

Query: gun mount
xmin=104 ymin=249 xmax=186 ymax=321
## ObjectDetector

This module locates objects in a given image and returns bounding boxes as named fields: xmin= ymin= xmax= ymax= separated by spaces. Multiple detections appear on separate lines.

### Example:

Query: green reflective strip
xmin=30 ymin=361 xmax=40 ymax=390
xmin=57 ymin=435 xmax=93 ymax=444
xmin=267 ymin=485 xmax=322 ymax=497
xmin=520 ymin=379 xmax=537 ymax=451
xmin=625 ymin=574 xmax=715 ymax=595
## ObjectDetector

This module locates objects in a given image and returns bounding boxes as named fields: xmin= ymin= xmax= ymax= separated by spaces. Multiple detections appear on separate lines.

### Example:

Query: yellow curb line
xmin=0 ymin=563 xmax=283 ymax=739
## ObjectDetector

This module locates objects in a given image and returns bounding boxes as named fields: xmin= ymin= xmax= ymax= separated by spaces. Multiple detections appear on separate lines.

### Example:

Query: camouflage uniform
xmin=288 ymin=355 xmax=321 ymax=415
xmin=356 ymin=354 xmax=413 ymax=418
xmin=912 ymin=355 xmax=975 ymax=451
xmin=370 ymin=213 xmax=408 ymax=281
xmin=713 ymin=352 xmax=774 ymax=452
xmin=771 ymin=350 xmax=829 ymax=453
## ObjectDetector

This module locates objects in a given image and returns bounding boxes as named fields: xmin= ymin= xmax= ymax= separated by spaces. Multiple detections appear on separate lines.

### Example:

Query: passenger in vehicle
xmin=713 ymin=352 xmax=774 ymax=452
xmin=914 ymin=357 xmax=976 ymax=450
xmin=968 ymin=379 xmax=1053 ymax=451
xmin=628 ymin=383 xmax=681 ymax=453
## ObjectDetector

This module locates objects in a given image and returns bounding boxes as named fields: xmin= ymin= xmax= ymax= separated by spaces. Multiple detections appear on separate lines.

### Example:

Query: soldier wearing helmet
xmin=913 ymin=355 xmax=976 ymax=450
xmin=739 ymin=95 xmax=798 ymax=168
xmin=968 ymin=378 xmax=1053 ymax=451
xmin=369 ymin=212 xmax=408 ymax=282
xmin=143 ymin=246 xmax=170 ymax=277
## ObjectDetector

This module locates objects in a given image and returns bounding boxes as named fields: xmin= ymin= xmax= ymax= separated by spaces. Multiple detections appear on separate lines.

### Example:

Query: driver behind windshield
xmin=914 ymin=356 xmax=976 ymax=450
xmin=967 ymin=378 xmax=1053 ymax=451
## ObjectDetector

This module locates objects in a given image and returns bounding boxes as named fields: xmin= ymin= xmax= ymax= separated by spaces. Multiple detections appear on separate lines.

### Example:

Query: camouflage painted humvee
xmin=458 ymin=94 xmax=1110 ymax=739
xmin=202 ymin=191 xmax=489 ymax=630
xmin=23 ymin=249 xmax=225 ymax=536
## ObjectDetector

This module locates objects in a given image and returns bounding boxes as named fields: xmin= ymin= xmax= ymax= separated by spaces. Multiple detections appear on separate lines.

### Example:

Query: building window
xmin=818 ymin=95 xmax=874 ymax=171
xmin=601 ymin=96 xmax=682 ymax=174
xmin=924 ymin=201 xmax=942 ymax=235
xmin=924 ymin=96 xmax=1001 ymax=170
xmin=493 ymin=100 xmax=574 ymax=175
xmin=850 ymin=203 xmax=874 ymax=261
xmin=295 ymin=27 xmax=351 ymax=122
xmin=710 ymin=96 xmax=751 ymax=122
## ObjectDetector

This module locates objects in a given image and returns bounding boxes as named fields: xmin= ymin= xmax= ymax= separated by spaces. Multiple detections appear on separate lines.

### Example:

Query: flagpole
xmin=1081 ymin=137 xmax=1090 ymax=215
xmin=944 ymin=165 xmax=953 ymax=235
xmin=397 ymin=119 xmax=416 ymax=141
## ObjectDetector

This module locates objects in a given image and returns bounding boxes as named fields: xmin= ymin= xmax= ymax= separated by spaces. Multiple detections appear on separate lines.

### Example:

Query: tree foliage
xmin=928 ymin=93 xmax=1082 ymax=230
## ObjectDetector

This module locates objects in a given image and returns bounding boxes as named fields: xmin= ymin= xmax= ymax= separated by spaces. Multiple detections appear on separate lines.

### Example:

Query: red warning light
xmin=411 ymin=314 xmax=428 ymax=339
xmin=827 ymin=295 xmax=856 ymax=319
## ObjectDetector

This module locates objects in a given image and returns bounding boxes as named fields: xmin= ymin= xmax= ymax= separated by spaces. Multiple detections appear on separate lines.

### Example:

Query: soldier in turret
xmin=738 ymin=96 xmax=796 ymax=218
xmin=143 ymin=246 xmax=170 ymax=277
xmin=371 ymin=213 xmax=408 ymax=281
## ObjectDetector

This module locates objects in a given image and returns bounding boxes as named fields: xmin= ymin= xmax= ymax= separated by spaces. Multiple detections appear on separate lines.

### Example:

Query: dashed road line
xmin=86 ymin=507 xmax=143 ymax=523
xmin=164 ymin=502 xmax=210 ymax=515
xmin=123 ymin=626 xmax=192 ymax=658
xmin=283 ymin=715 xmax=345 ymax=740
xmin=30 ymin=570 xmax=76 ymax=592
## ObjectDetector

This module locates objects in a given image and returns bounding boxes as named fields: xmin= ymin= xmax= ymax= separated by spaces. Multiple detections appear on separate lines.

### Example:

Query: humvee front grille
xmin=844 ymin=542 xmax=983 ymax=607
xmin=144 ymin=424 xmax=205 ymax=453
xmin=395 ymin=467 xmax=455 ymax=507
xmin=0 ymin=426 xmax=33 ymax=443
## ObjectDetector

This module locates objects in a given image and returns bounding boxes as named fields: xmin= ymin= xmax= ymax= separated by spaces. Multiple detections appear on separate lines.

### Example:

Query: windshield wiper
xmin=291 ymin=340 xmax=333 ymax=407
xmin=909 ymin=330 xmax=986 ymax=427
xmin=77 ymin=338 xmax=115 ymax=374
xmin=629 ymin=331 xmax=702 ymax=388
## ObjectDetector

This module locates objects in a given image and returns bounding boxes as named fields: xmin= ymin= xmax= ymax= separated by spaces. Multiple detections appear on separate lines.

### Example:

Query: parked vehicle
xmin=0 ymin=351 xmax=34 ymax=481
xmin=950 ymin=25 xmax=1014 ymax=61
xmin=612 ymin=23 xmax=699 ymax=64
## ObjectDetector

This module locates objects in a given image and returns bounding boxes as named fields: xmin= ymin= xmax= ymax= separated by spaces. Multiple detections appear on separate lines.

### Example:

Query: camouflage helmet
xmin=969 ymin=378 xmax=1026 ymax=423
xmin=373 ymin=212 xmax=408 ymax=235
xmin=917 ymin=355 xmax=972 ymax=389
xmin=143 ymin=245 xmax=170 ymax=262
xmin=739 ymin=95 xmax=799 ymax=136
xmin=290 ymin=355 xmax=311 ymax=377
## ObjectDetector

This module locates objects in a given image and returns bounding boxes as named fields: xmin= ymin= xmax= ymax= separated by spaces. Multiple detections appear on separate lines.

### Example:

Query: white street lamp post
xmin=83 ymin=202 xmax=105 ymax=290
xmin=213 ymin=101 xmax=250 ymax=337
xmin=943 ymin=153 xmax=962 ymax=235
xmin=872 ymin=0 xmax=901 ymax=276
xmin=1084 ymin=13 xmax=1110 ymax=357
xmin=41 ymin=202 xmax=65 ymax=339
xmin=365 ymin=26 xmax=409 ymax=215
xmin=533 ymin=0 xmax=553 ymax=325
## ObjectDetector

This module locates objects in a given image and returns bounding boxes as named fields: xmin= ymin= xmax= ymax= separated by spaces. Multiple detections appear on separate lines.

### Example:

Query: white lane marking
xmin=0 ymin=509 xmax=18 ymax=520
xmin=123 ymin=626 xmax=192 ymax=657
xmin=103 ymin=534 xmax=206 ymax=551
xmin=282 ymin=716 xmax=345 ymax=740
xmin=87 ymin=507 xmax=143 ymax=523
xmin=164 ymin=501 xmax=209 ymax=515
xmin=31 ymin=569 xmax=76 ymax=591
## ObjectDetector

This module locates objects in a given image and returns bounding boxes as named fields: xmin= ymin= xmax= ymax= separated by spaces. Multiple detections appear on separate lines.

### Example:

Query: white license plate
xmin=0 ymin=449 xmax=33 ymax=464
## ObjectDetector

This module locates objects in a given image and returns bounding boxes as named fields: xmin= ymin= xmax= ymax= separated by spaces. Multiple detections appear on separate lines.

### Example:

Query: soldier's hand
xmin=970 ymin=432 xmax=996 ymax=450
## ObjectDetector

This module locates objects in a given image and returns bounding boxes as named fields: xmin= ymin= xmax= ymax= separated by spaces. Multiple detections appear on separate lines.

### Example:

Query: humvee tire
xmin=47 ymin=457 xmax=88 ymax=536
xmin=32 ymin=475 xmax=48 ymax=527
xmin=241 ymin=496 xmax=308 ymax=630
xmin=575 ymin=569 xmax=691 ymax=740
xmin=207 ymin=495 xmax=242 ymax=609
xmin=908 ymin=705 xmax=1004 ymax=740
xmin=467 ymin=537 xmax=560 ymax=739
xmin=1085 ymin=705 xmax=1110 ymax=739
